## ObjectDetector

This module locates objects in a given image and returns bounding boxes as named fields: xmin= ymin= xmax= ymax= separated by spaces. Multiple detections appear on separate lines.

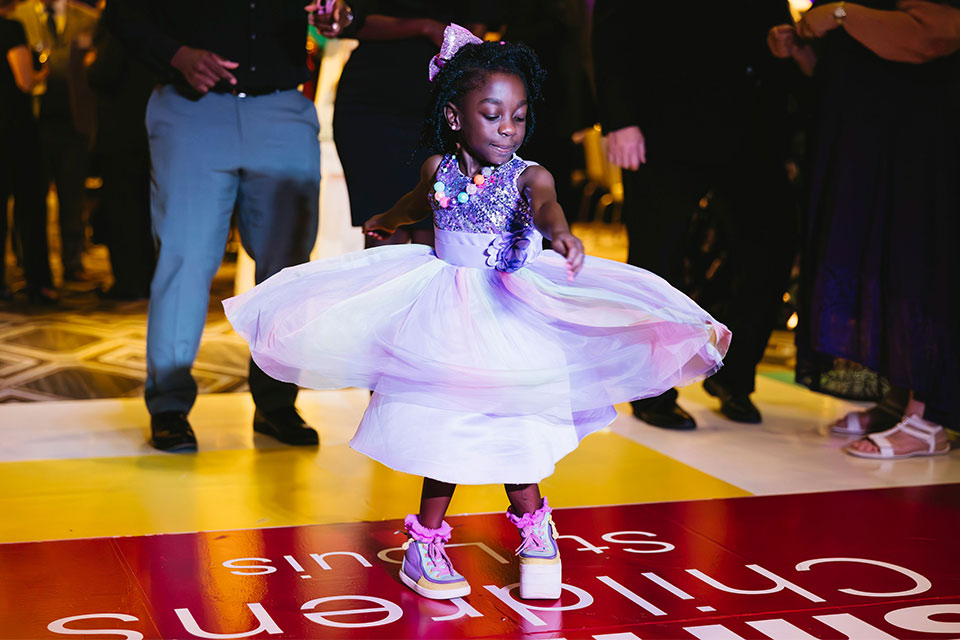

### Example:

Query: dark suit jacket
xmin=591 ymin=1 xmax=795 ymax=168
xmin=12 ymin=0 xmax=99 ymax=134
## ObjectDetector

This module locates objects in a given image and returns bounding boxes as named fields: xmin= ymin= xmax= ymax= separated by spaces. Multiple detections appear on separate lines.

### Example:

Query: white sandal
xmin=844 ymin=415 xmax=950 ymax=460
xmin=831 ymin=412 xmax=869 ymax=436
xmin=829 ymin=407 xmax=901 ymax=436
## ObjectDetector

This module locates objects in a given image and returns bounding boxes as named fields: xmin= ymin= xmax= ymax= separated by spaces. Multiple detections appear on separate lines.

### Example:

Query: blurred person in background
xmin=500 ymin=0 xmax=595 ymax=222
xmin=592 ymin=1 xmax=798 ymax=429
xmin=770 ymin=0 xmax=960 ymax=459
xmin=332 ymin=1 xmax=495 ymax=249
xmin=12 ymin=0 xmax=98 ymax=283
xmin=85 ymin=1 xmax=155 ymax=301
xmin=1 ymin=0 xmax=56 ymax=304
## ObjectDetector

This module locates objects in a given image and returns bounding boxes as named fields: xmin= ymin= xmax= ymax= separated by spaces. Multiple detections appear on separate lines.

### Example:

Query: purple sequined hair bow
xmin=428 ymin=23 xmax=483 ymax=81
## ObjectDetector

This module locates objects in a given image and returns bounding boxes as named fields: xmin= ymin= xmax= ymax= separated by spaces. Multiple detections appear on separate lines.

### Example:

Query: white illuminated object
xmin=789 ymin=0 xmax=814 ymax=22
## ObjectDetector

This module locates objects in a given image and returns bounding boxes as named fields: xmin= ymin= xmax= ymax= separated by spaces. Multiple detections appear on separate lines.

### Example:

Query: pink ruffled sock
xmin=404 ymin=514 xmax=452 ymax=543
xmin=505 ymin=496 xmax=551 ymax=528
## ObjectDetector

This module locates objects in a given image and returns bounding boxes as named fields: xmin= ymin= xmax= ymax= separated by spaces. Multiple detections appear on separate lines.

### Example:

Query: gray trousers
xmin=144 ymin=86 xmax=320 ymax=415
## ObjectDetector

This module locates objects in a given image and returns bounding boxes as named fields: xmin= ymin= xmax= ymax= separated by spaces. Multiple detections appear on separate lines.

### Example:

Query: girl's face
xmin=446 ymin=72 xmax=528 ymax=167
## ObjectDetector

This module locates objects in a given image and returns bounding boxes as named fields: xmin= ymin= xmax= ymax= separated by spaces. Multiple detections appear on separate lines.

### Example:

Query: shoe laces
xmin=515 ymin=513 xmax=558 ymax=556
xmin=400 ymin=515 xmax=457 ymax=578
xmin=401 ymin=534 xmax=455 ymax=578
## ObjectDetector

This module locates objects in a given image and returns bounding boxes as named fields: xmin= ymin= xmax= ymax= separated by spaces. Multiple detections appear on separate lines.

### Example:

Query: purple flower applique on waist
xmin=484 ymin=227 xmax=543 ymax=273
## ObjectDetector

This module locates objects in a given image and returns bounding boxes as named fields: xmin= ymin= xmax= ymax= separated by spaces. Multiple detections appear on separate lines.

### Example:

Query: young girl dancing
xmin=224 ymin=25 xmax=730 ymax=602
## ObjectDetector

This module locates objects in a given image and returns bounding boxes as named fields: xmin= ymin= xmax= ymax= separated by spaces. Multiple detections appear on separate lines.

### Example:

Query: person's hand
xmin=305 ymin=0 xmax=354 ymax=38
xmin=421 ymin=18 xmax=446 ymax=47
xmin=605 ymin=125 xmax=646 ymax=170
xmin=363 ymin=213 xmax=398 ymax=240
xmin=170 ymin=46 xmax=238 ymax=94
xmin=797 ymin=3 xmax=843 ymax=40
xmin=551 ymin=230 xmax=585 ymax=280
xmin=768 ymin=24 xmax=801 ymax=57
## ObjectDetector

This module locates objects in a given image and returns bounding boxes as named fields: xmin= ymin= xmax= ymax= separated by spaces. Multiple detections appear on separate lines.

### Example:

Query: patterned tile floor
xmin=0 ymin=244 xmax=250 ymax=403
xmin=0 ymin=235 xmax=798 ymax=405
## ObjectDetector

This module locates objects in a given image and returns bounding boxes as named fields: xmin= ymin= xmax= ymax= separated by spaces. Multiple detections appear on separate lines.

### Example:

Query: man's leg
xmin=57 ymin=128 xmax=89 ymax=278
xmin=39 ymin=119 xmax=88 ymax=278
xmin=704 ymin=169 xmax=797 ymax=422
xmin=235 ymin=90 xmax=320 ymax=444
xmin=11 ymin=129 xmax=54 ymax=296
xmin=144 ymin=87 xmax=241 ymax=429
xmin=622 ymin=164 xmax=705 ymax=289
xmin=103 ymin=150 xmax=154 ymax=297
xmin=622 ymin=164 xmax=706 ymax=429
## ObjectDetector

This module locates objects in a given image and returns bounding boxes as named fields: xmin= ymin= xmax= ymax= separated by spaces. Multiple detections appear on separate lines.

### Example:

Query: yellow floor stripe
xmin=0 ymin=430 xmax=748 ymax=544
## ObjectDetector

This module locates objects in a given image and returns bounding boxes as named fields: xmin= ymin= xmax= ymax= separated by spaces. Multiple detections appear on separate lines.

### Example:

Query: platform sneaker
xmin=506 ymin=497 xmax=561 ymax=599
xmin=398 ymin=514 xmax=471 ymax=599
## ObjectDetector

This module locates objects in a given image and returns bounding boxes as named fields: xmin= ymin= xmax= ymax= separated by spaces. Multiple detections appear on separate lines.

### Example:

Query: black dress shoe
xmin=150 ymin=411 xmax=198 ymax=452
xmin=26 ymin=288 xmax=59 ymax=306
xmin=630 ymin=399 xmax=697 ymax=430
xmin=703 ymin=378 xmax=762 ymax=423
xmin=253 ymin=407 xmax=319 ymax=446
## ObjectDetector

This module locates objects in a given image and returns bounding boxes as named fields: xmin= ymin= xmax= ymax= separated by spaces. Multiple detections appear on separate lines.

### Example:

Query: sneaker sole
xmin=519 ymin=561 xmax=562 ymax=600
xmin=399 ymin=568 xmax=471 ymax=600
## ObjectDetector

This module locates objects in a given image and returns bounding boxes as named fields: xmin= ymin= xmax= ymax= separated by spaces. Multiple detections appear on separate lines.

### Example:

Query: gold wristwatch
xmin=833 ymin=2 xmax=847 ymax=25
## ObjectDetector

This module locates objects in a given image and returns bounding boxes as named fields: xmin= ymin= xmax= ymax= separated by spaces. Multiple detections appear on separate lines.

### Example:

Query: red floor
xmin=2 ymin=485 xmax=958 ymax=639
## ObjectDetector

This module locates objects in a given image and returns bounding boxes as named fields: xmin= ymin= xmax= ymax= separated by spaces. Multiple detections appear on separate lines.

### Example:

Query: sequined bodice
xmin=430 ymin=154 xmax=536 ymax=233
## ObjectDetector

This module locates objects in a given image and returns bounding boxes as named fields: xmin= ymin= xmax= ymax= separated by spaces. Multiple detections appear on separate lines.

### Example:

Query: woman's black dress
xmin=797 ymin=0 xmax=960 ymax=427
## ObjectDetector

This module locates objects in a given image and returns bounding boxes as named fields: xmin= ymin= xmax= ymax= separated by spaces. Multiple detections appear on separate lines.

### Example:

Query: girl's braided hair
xmin=419 ymin=40 xmax=546 ymax=155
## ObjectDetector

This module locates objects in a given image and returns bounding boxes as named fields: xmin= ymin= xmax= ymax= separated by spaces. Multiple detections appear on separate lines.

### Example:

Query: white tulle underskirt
xmin=224 ymin=242 xmax=729 ymax=483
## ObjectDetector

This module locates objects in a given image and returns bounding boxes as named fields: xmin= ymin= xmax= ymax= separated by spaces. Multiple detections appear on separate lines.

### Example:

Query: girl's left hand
xmin=797 ymin=3 xmax=843 ymax=40
xmin=551 ymin=231 xmax=585 ymax=280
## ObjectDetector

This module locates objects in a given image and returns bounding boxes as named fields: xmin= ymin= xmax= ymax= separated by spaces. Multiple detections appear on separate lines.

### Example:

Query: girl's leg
xmin=419 ymin=477 xmax=456 ymax=529
xmin=504 ymin=482 xmax=561 ymax=600
xmin=504 ymin=483 xmax=543 ymax=515
xmin=400 ymin=477 xmax=470 ymax=600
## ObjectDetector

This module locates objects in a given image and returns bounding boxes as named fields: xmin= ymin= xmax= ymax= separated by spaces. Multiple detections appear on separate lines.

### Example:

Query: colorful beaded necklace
xmin=432 ymin=164 xmax=497 ymax=209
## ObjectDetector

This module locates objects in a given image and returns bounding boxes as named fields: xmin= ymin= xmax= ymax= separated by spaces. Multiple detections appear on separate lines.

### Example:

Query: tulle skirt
xmin=224 ymin=233 xmax=729 ymax=484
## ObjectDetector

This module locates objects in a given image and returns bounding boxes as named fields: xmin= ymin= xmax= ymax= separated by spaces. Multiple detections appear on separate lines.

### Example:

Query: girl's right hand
xmin=551 ymin=231 xmax=585 ymax=280
xmin=363 ymin=214 xmax=397 ymax=240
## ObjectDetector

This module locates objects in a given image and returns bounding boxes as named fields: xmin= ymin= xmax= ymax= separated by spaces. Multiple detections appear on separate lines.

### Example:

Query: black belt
xmin=172 ymin=84 xmax=298 ymax=100
xmin=227 ymin=86 xmax=295 ymax=97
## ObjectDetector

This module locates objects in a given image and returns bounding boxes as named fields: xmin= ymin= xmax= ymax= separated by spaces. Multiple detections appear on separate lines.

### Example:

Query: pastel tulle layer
xmin=223 ymin=244 xmax=730 ymax=418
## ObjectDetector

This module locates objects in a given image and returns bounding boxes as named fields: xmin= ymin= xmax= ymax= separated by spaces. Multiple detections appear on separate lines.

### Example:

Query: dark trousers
xmin=39 ymin=117 xmax=89 ymax=274
xmin=99 ymin=147 xmax=155 ymax=295
xmin=624 ymin=162 xmax=796 ymax=402
xmin=0 ymin=126 xmax=54 ymax=294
